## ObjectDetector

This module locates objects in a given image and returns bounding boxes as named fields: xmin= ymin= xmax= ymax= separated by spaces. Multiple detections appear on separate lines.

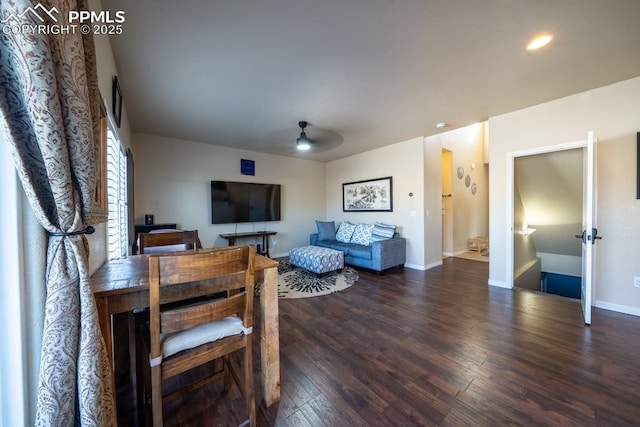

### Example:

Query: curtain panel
xmin=0 ymin=0 xmax=115 ymax=425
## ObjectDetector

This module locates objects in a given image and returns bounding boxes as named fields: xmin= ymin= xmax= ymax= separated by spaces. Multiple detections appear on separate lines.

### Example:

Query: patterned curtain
xmin=0 ymin=0 xmax=115 ymax=425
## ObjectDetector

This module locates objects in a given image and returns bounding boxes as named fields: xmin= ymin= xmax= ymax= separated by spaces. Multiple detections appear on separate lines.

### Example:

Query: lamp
xmin=522 ymin=227 xmax=536 ymax=236
xmin=296 ymin=121 xmax=312 ymax=151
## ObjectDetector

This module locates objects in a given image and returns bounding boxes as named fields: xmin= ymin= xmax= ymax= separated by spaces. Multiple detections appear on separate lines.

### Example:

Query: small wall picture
xmin=112 ymin=76 xmax=122 ymax=128
xmin=343 ymin=176 xmax=393 ymax=212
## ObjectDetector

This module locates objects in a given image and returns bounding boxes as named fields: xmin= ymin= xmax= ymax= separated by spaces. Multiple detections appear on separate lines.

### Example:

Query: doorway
xmin=441 ymin=149 xmax=453 ymax=257
xmin=506 ymin=132 xmax=597 ymax=324
xmin=513 ymin=149 xmax=583 ymax=298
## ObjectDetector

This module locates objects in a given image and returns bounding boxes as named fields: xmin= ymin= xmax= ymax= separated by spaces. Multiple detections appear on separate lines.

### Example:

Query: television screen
xmin=211 ymin=181 xmax=281 ymax=224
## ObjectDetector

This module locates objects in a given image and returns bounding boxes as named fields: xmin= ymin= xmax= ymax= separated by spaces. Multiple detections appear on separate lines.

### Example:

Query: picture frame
xmin=90 ymin=100 xmax=108 ymax=223
xmin=343 ymin=176 xmax=393 ymax=212
xmin=112 ymin=75 xmax=122 ymax=128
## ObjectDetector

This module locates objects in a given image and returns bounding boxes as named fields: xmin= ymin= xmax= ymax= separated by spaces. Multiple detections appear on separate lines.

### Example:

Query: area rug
xmin=274 ymin=258 xmax=359 ymax=299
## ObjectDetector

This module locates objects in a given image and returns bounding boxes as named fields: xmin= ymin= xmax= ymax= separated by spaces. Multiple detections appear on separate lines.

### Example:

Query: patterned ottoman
xmin=289 ymin=245 xmax=344 ymax=274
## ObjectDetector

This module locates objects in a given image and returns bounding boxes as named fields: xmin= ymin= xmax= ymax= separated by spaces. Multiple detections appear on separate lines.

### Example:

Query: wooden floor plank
xmin=116 ymin=257 xmax=640 ymax=426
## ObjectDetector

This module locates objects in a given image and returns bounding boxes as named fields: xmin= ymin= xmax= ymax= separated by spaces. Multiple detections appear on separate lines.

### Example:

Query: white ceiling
xmin=101 ymin=0 xmax=640 ymax=162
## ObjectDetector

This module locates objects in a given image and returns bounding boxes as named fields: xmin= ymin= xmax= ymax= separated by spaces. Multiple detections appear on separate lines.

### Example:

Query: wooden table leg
xmin=95 ymin=296 xmax=118 ymax=419
xmin=96 ymin=296 xmax=113 ymax=366
xmin=260 ymin=266 xmax=280 ymax=406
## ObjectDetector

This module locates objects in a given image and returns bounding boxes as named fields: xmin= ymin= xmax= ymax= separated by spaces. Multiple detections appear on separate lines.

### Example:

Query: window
xmin=106 ymin=121 xmax=128 ymax=259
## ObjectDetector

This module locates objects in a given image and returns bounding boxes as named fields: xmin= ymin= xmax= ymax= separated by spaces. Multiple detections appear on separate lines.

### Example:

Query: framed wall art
xmin=112 ymin=75 xmax=122 ymax=128
xmin=343 ymin=176 xmax=393 ymax=212
xmin=90 ymin=99 xmax=108 ymax=223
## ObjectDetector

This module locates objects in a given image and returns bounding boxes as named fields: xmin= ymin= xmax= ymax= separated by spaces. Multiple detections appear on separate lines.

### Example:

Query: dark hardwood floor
xmin=116 ymin=257 xmax=640 ymax=426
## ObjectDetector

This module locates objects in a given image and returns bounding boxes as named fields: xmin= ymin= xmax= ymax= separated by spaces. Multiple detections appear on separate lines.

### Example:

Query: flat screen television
xmin=211 ymin=181 xmax=282 ymax=224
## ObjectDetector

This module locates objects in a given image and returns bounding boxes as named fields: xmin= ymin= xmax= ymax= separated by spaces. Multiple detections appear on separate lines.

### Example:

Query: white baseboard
xmin=403 ymin=260 xmax=442 ymax=271
xmin=488 ymin=279 xmax=511 ymax=289
xmin=595 ymin=300 xmax=640 ymax=317
xmin=403 ymin=262 xmax=423 ymax=270
xmin=425 ymin=260 xmax=443 ymax=270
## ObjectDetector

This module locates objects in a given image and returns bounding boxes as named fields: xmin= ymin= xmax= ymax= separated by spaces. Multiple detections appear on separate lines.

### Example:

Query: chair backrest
xmin=147 ymin=245 xmax=256 ymax=360
xmin=139 ymin=230 xmax=200 ymax=254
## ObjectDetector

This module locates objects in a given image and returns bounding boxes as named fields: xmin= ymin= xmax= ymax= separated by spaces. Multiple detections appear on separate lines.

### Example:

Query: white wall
xmin=133 ymin=133 xmax=326 ymax=256
xmin=489 ymin=75 xmax=640 ymax=316
xmin=424 ymin=135 xmax=444 ymax=269
xmin=325 ymin=137 xmax=426 ymax=269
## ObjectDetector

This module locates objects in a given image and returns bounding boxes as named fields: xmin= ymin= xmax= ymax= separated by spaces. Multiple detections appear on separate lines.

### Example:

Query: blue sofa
xmin=310 ymin=231 xmax=406 ymax=272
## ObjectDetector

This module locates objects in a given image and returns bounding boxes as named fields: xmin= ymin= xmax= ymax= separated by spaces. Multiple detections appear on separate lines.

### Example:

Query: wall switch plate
xmin=634 ymin=277 xmax=640 ymax=288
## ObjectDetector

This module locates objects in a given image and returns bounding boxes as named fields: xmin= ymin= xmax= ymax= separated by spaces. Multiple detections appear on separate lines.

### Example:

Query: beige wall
xmin=87 ymin=0 xmax=132 ymax=274
xmin=132 ymin=133 xmax=326 ymax=256
xmin=443 ymin=123 xmax=489 ymax=254
xmin=424 ymin=122 xmax=489 ymax=258
xmin=513 ymin=186 xmax=537 ymax=274
xmin=489 ymin=75 xmax=640 ymax=316
xmin=325 ymin=137 xmax=426 ymax=269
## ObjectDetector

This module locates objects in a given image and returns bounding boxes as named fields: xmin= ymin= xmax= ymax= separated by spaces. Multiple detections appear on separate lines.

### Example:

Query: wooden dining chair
xmin=135 ymin=228 xmax=201 ymax=419
xmin=140 ymin=245 xmax=257 ymax=427
xmin=138 ymin=229 xmax=201 ymax=254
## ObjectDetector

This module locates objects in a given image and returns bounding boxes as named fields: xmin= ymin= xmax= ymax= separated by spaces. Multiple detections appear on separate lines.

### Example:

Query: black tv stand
xmin=219 ymin=231 xmax=277 ymax=257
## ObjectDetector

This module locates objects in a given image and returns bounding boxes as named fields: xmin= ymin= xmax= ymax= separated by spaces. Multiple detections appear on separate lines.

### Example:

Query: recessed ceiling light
xmin=436 ymin=122 xmax=447 ymax=129
xmin=526 ymin=34 xmax=553 ymax=51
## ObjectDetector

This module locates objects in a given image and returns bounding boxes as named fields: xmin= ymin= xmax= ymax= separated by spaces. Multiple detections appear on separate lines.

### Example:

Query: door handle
xmin=591 ymin=228 xmax=603 ymax=244
xmin=575 ymin=230 xmax=586 ymax=244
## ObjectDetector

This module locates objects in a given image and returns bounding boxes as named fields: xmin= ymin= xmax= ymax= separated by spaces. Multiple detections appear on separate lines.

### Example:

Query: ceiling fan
xmin=296 ymin=121 xmax=313 ymax=151
xmin=263 ymin=121 xmax=343 ymax=155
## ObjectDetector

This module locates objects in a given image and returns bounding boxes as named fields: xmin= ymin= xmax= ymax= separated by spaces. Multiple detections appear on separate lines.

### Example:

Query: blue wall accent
xmin=541 ymin=272 xmax=581 ymax=299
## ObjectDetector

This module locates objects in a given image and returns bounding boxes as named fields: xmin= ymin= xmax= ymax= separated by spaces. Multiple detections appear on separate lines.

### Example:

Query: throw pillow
xmin=316 ymin=220 xmax=336 ymax=241
xmin=350 ymin=223 xmax=374 ymax=246
xmin=335 ymin=221 xmax=356 ymax=243
xmin=370 ymin=222 xmax=396 ymax=242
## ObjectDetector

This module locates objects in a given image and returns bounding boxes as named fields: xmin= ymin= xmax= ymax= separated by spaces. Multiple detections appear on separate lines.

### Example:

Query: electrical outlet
xmin=634 ymin=277 xmax=640 ymax=288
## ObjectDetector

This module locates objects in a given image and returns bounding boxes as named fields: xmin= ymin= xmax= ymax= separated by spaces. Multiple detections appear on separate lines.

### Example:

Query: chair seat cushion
xmin=162 ymin=315 xmax=245 ymax=358
xmin=142 ymin=244 xmax=189 ymax=254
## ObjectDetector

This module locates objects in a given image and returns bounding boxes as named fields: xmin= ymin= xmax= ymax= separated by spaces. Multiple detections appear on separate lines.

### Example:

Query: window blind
xmin=106 ymin=126 xmax=128 ymax=259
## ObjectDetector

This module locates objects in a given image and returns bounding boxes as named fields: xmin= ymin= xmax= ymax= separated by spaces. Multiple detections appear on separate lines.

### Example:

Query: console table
xmin=132 ymin=223 xmax=177 ymax=255
xmin=220 ymin=230 xmax=277 ymax=257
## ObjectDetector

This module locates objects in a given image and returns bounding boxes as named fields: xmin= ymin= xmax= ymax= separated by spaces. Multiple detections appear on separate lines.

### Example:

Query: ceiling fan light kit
xmin=296 ymin=120 xmax=312 ymax=151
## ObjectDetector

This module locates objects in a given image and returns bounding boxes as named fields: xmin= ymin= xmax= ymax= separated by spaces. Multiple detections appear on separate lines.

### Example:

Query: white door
xmin=580 ymin=131 xmax=599 ymax=325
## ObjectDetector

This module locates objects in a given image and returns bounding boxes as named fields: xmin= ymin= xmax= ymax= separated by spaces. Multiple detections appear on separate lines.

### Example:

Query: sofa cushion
xmin=345 ymin=244 xmax=372 ymax=260
xmin=370 ymin=222 xmax=396 ymax=242
xmin=315 ymin=220 xmax=336 ymax=241
xmin=336 ymin=222 xmax=356 ymax=243
xmin=350 ymin=223 xmax=374 ymax=246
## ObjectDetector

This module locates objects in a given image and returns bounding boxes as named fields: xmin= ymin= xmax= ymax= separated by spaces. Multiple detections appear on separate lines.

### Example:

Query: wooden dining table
xmin=89 ymin=251 xmax=281 ymax=412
